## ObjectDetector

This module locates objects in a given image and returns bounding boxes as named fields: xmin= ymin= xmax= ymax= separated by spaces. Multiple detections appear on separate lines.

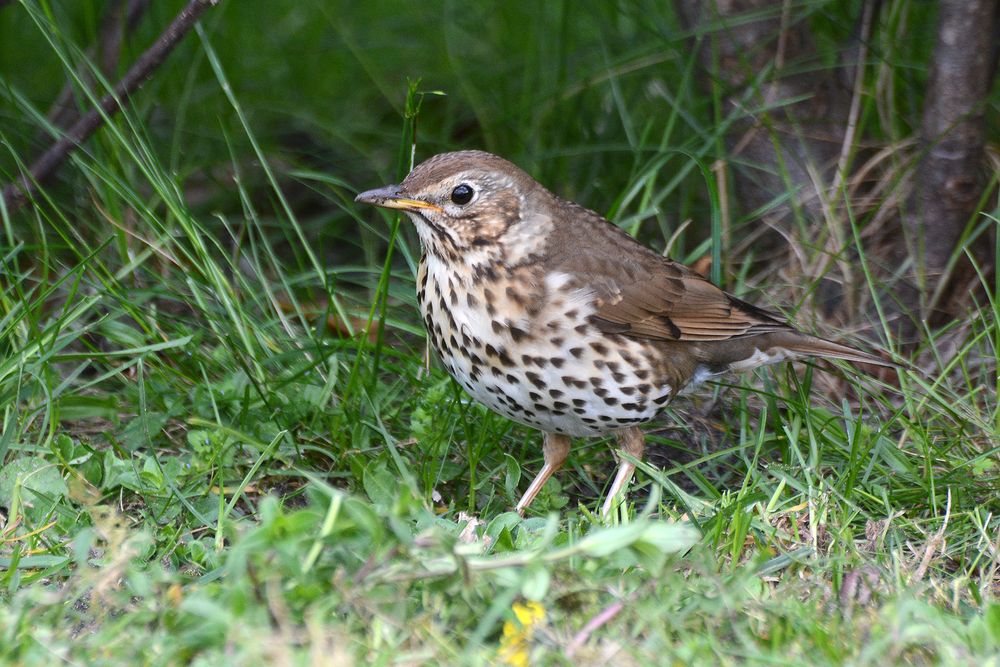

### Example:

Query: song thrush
xmin=356 ymin=150 xmax=893 ymax=515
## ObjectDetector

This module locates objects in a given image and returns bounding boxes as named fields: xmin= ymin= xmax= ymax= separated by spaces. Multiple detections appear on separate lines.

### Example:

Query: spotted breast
xmin=417 ymin=252 xmax=677 ymax=438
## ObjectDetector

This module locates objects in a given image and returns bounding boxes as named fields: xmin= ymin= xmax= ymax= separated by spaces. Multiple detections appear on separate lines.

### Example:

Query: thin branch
xmin=46 ymin=0 xmax=152 ymax=134
xmin=2 ymin=0 xmax=220 ymax=213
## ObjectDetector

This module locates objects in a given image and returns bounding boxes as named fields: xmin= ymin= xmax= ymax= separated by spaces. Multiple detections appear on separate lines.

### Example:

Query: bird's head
xmin=355 ymin=150 xmax=553 ymax=264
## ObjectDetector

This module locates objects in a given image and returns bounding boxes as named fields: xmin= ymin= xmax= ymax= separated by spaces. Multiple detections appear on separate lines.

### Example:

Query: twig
xmin=809 ymin=0 xmax=878 ymax=314
xmin=912 ymin=488 xmax=951 ymax=582
xmin=46 ymin=0 xmax=152 ymax=134
xmin=564 ymin=600 xmax=625 ymax=658
xmin=1 ymin=0 xmax=220 ymax=213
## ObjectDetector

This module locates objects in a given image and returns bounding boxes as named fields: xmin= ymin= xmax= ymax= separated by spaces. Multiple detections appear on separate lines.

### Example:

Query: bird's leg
xmin=515 ymin=432 xmax=571 ymax=515
xmin=601 ymin=427 xmax=646 ymax=517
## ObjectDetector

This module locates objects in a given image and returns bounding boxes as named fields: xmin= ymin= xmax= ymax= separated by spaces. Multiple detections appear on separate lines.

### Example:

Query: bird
xmin=355 ymin=150 xmax=894 ymax=516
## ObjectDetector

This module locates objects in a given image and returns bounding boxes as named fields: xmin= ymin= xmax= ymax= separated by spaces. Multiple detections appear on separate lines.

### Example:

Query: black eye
xmin=450 ymin=184 xmax=474 ymax=205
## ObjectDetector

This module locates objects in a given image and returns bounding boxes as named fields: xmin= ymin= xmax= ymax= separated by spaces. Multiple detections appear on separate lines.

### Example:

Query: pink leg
xmin=515 ymin=432 xmax=571 ymax=515
xmin=601 ymin=427 xmax=646 ymax=516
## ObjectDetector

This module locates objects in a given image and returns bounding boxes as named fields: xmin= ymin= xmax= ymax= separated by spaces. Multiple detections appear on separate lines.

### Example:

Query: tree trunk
xmin=906 ymin=0 xmax=998 ymax=318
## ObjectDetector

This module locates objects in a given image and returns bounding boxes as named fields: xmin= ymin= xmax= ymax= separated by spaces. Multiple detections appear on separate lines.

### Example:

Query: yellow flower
xmin=498 ymin=601 xmax=546 ymax=667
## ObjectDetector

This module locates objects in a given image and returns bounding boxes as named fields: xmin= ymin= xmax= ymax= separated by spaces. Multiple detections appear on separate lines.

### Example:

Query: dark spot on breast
xmin=548 ymin=389 xmax=564 ymax=398
xmin=467 ymin=292 xmax=479 ymax=308
xmin=589 ymin=377 xmax=603 ymax=387
xmin=562 ymin=376 xmax=587 ymax=388
xmin=565 ymin=309 xmax=578 ymax=318
xmin=477 ymin=265 xmax=499 ymax=281
xmin=525 ymin=371 xmax=545 ymax=389
xmin=505 ymin=286 xmax=526 ymax=307
xmin=533 ymin=402 xmax=547 ymax=412
xmin=449 ymin=334 xmax=458 ymax=349
xmin=547 ymin=320 xmax=562 ymax=331
xmin=621 ymin=402 xmax=640 ymax=411
xmin=573 ymin=407 xmax=587 ymax=415
xmin=603 ymin=397 xmax=619 ymax=406
xmin=509 ymin=326 xmax=528 ymax=342
xmin=491 ymin=320 xmax=504 ymax=334
xmin=582 ymin=417 xmax=597 ymax=424
xmin=607 ymin=361 xmax=621 ymax=373
xmin=491 ymin=367 xmax=503 ymax=377
xmin=506 ymin=373 xmax=520 ymax=384
xmin=635 ymin=370 xmax=650 ymax=380
xmin=621 ymin=386 xmax=636 ymax=396
xmin=549 ymin=357 xmax=564 ymax=369
xmin=594 ymin=387 xmax=608 ymax=397
xmin=484 ymin=289 xmax=497 ymax=315
xmin=550 ymin=337 xmax=564 ymax=347
xmin=551 ymin=401 xmax=568 ymax=410
xmin=593 ymin=360 xmax=606 ymax=369
xmin=569 ymin=347 xmax=584 ymax=358
xmin=574 ymin=324 xmax=588 ymax=334
xmin=572 ymin=398 xmax=586 ymax=407
xmin=498 ymin=349 xmax=516 ymax=367
xmin=653 ymin=394 xmax=671 ymax=405
xmin=612 ymin=372 xmax=627 ymax=383
xmin=534 ymin=356 xmax=548 ymax=368
xmin=589 ymin=342 xmax=608 ymax=356
xmin=636 ymin=383 xmax=651 ymax=394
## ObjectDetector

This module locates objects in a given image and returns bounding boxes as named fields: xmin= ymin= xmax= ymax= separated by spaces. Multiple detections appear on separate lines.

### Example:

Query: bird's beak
xmin=355 ymin=185 xmax=443 ymax=213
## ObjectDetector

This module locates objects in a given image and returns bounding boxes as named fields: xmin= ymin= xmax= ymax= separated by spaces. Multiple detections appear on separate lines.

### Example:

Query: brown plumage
xmin=356 ymin=150 xmax=895 ymax=516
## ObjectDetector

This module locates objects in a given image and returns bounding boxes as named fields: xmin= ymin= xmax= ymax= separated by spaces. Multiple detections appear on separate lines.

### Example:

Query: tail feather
xmin=779 ymin=334 xmax=899 ymax=369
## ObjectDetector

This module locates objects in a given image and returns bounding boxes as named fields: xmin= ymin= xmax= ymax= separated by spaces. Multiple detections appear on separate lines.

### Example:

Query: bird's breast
xmin=416 ymin=257 xmax=675 ymax=436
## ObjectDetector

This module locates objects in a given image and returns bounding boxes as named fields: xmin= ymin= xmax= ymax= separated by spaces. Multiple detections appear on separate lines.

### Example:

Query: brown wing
xmin=540 ymin=198 xmax=791 ymax=343
xmin=584 ymin=257 xmax=790 ymax=342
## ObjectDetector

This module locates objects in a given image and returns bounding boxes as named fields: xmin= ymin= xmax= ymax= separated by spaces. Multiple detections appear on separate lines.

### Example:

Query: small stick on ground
xmin=564 ymin=600 xmax=625 ymax=658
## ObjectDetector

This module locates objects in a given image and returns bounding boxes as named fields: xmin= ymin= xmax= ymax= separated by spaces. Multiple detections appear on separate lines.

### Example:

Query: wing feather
xmin=581 ymin=256 xmax=789 ymax=342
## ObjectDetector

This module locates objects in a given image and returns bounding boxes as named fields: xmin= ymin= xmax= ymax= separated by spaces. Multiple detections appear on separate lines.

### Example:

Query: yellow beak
xmin=355 ymin=185 xmax=443 ymax=213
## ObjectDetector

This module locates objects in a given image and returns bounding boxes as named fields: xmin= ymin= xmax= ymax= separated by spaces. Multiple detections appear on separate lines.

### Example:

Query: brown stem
xmin=2 ymin=0 xmax=220 ymax=213
xmin=46 ymin=0 xmax=152 ymax=135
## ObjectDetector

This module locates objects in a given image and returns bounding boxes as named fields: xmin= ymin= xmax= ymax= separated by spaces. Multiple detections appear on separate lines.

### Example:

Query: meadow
xmin=1 ymin=2 xmax=998 ymax=664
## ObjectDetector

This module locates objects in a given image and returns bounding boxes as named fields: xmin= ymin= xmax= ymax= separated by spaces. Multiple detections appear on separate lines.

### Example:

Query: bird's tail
xmin=776 ymin=333 xmax=899 ymax=369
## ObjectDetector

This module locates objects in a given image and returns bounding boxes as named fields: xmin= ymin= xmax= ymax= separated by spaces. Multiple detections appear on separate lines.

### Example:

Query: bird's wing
xmin=583 ymin=256 xmax=790 ymax=342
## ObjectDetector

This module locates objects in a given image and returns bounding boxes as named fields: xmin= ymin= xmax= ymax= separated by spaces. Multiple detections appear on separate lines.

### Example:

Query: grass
xmin=1 ymin=1 xmax=999 ymax=664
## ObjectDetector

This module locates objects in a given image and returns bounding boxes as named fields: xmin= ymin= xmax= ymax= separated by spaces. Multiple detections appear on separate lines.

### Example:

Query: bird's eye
xmin=450 ymin=184 xmax=474 ymax=205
